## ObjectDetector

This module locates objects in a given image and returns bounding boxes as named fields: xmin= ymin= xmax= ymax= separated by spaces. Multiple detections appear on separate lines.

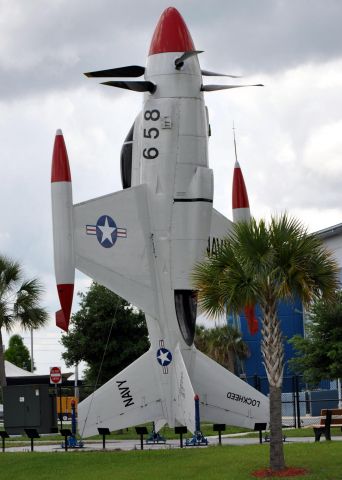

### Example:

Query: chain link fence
xmin=246 ymin=374 xmax=341 ymax=428
xmin=49 ymin=376 xmax=341 ymax=431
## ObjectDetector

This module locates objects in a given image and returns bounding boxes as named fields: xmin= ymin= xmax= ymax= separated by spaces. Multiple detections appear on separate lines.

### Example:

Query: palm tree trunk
xmin=269 ymin=385 xmax=285 ymax=470
xmin=0 ymin=328 xmax=7 ymax=387
xmin=261 ymin=302 xmax=285 ymax=471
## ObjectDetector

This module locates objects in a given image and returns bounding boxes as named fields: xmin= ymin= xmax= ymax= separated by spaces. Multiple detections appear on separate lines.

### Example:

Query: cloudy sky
xmin=1 ymin=0 xmax=342 ymax=375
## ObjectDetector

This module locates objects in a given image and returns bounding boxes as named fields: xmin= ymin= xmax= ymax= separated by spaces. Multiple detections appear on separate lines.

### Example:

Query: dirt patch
xmin=252 ymin=467 xmax=309 ymax=478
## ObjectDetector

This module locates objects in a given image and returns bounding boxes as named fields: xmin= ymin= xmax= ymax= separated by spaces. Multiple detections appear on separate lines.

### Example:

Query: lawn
xmin=0 ymin=443 xmax=342 ymax=480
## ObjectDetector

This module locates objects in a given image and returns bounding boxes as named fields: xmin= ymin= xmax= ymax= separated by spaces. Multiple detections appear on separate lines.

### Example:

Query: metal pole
xmin=338 ymin=379 xmax=342 ymax=409
xmin=30 ymin=328 xmax=34 ymax=373
xmin=102 ymin=434 xmax=106 ymax=449
xmin=59 ymin=384 xmax=63 ymax=431
xmin=55 ymin=384 xmax=58 ymax=427
xmin=2 ymin=437 xmax=5 ymax=452
xmin=140 ymin=433 xmax=144 ymax=450
xmin=194 ymin=394 xmax=200 ymax=432
xmin=30 ymin=438 xmax=34 ymax=452
xmin=292 ymin=376 xmax=297 ymax=428
xmin=180 ymin=432 xmax=183 ymax=448
xmin=74 ymin=363 xmax=79 ymax=400
xmin=71 ymin=401 xmax=76 ymax=436
xmin=218 ymin=431 xmax=222 ymax=446
xmin=295 ymin=376 xmax=301 ymax=429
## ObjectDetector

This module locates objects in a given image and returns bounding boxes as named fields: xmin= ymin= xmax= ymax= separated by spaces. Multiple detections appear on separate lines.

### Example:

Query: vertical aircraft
xmin=51 ymin=6 xmax=269 ymax=436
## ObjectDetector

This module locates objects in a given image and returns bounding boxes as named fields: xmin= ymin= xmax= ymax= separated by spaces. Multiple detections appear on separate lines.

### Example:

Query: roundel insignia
xmin=96 ymin=215 xmax=117 ymax=248
xmin=156 ymin=348 xmax=173 ymax=367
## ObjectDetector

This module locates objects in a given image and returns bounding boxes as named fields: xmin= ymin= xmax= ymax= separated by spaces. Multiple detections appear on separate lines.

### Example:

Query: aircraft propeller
xmin=101 ymin=80 xmax=156 ymax=93
xmin=84 ymin=61 xmax=240 ymax=79
xmin=84 ymin=66 xmax=145 ymax=78
xmin=201 ymin=84 xmax=263 ymax=92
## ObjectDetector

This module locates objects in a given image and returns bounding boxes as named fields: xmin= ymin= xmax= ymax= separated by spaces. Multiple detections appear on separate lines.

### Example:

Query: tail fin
xmin=190 ymin=348 xmax=269 ymax=429
xmin=173 ymin=344 xmax=196 ymax=432
xmin=78 ymin=350 xmax=165 ymax=438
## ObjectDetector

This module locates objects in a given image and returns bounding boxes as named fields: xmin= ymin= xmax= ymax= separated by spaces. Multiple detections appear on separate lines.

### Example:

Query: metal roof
xmin=314 ymin=222 xmax=342 ymax=240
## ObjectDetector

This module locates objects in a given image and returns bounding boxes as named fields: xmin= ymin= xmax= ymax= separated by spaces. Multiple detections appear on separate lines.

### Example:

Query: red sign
xmin=50 ymin=366 xmax=62 ymax=384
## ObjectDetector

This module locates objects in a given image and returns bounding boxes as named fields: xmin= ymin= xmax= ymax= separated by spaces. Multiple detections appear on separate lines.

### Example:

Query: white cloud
xmin=303 ymin=121 xmax=342 ymax=177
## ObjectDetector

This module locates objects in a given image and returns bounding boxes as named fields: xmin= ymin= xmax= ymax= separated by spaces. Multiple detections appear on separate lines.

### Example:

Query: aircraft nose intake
xmin=149 ymin=7 xmax=195 ymax=55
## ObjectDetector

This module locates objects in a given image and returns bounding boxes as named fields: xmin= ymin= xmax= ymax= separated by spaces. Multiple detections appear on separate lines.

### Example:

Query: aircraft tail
xmin=78 ymin=350 xmax=165 ymax=438
xmin=172 ymin=344 xmax=196 ymax=432
xmin=189 ymin=348 xmax=269 ymax=429
xmin=78 ymin=345 xmax=269 ymax=438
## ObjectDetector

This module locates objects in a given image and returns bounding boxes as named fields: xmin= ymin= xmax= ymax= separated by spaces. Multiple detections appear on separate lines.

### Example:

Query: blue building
xmin=229 ymin=300 xmax=304 ymax=393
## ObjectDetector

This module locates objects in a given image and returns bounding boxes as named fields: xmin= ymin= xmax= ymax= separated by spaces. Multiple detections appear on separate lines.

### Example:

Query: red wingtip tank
xmin=51 ymin=129 xmax=75 ymax=332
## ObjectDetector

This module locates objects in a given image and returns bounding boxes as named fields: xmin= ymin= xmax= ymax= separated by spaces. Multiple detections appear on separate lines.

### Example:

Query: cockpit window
xmin=174 ymin=290 xmax=198 ymax=346
xmin=120 ymin=123 xmax=134 ymax=189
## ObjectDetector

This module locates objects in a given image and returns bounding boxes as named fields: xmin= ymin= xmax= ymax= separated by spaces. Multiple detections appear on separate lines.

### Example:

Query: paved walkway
xmin=3 ymin=434 xmax=341 ymax=453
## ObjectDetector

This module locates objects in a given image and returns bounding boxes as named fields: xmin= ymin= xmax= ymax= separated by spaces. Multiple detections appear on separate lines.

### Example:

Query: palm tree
xmin=195 ymin=324 xmax=249 ymax=374
xmin=192 ymin=214 xmax=339 ymax=472
xmin=0 ymin=255 xmax=48 ymax=387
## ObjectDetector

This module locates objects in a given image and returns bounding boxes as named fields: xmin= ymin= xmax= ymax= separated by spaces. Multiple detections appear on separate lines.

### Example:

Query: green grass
xmin=0 ymin=443 xmax=342 ymax=479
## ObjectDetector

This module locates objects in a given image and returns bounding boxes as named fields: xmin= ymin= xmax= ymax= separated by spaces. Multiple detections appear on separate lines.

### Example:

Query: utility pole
xmin=30 ymin=328 xmax=34 ymax=372
xmin=74 ymin=363 xmax=79 ymax=400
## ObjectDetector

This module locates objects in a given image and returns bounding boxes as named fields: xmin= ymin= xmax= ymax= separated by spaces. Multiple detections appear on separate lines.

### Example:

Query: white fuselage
xmin=60 ymin=8 xmax=270 ymax=437
xmin=128 ymin=52 xmax=213 ymax=425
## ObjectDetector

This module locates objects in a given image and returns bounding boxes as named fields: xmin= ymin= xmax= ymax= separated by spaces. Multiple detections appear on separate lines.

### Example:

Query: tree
xmin=0 ymin=255 xmax=48 ymax=387
xmin=61 ymin=283 xmax=149 ymax=387
xmin=4 ymin=334 xmax=33 ymax=371
xmin=289 ymin=291 xmax=342 ymax=384
xmin=192 ymin=214 xmax=339 ymax=472
xmin=195 ymin=324 xmax=249 ymax=374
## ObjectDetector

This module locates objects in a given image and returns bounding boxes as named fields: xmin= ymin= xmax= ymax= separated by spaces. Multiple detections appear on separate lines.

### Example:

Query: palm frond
xmin=0 ymin=256 xmax=22 ymax=297
xmin=13 ymin=278 xmax=48 ymax=330
xmin=193 ymin=213 xmax=339 ymax=318
xmin=18 ymin=306 xmax=49 ymax=330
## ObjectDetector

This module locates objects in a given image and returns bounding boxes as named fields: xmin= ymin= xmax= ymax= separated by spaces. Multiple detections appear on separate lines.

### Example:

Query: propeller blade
xmin=84 ymin=65 xmax=145 ymax=78
xmin=175 ymin=50 xmax=204 ymax=70
xmin=101 ymin=80 xmax=156 ymax=93
xmin=201 ymin=84 xmax=264 ymax=92
xmin=201 ymin=69 xmax=241 ymax=78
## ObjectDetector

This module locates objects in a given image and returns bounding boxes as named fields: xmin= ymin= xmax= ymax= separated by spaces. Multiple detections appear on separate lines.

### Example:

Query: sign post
xmin=50 ymin=367 xmax=62 ymax=430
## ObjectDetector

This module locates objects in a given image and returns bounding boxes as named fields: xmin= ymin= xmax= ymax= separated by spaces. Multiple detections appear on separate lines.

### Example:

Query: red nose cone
xmin=149 ymin=7 xmax=195 ymax=55
xmin=232 ymin=161 xmax=250 ymax=209
xmin=51 ymin=129 xmax=71 ymax=183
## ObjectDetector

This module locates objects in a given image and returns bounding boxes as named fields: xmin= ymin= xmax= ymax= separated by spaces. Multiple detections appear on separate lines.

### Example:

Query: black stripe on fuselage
xmin=173 ymin=198 xmax=213 ymax=203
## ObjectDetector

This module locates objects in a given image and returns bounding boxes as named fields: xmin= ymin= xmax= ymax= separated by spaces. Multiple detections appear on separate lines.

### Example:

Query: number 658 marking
xmin=144 ymin=128 xmax=159 ymax=139
xmin=143 ymin=109 xmax=160 ymax=160
xmin=143 ymin=148 xmax=159 ymax=159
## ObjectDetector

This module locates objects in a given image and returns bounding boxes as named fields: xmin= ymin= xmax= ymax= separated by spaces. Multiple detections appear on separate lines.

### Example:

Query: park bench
xmin=312 ymin=408 xmax=342 ymax=441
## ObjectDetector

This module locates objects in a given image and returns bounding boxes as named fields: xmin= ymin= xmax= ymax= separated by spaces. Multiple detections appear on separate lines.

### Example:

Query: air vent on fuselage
xmin=174 ymin=290 xmax=198 ymax=346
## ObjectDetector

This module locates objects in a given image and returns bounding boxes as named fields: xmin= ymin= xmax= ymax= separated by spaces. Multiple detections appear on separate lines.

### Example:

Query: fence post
xmin=291 ymin=376 xmax=297 ymax=428
xmin=295 ymin=375 xmax=301 ymax=429
xmin=254 ymin=375 xmax=261 ymax=392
